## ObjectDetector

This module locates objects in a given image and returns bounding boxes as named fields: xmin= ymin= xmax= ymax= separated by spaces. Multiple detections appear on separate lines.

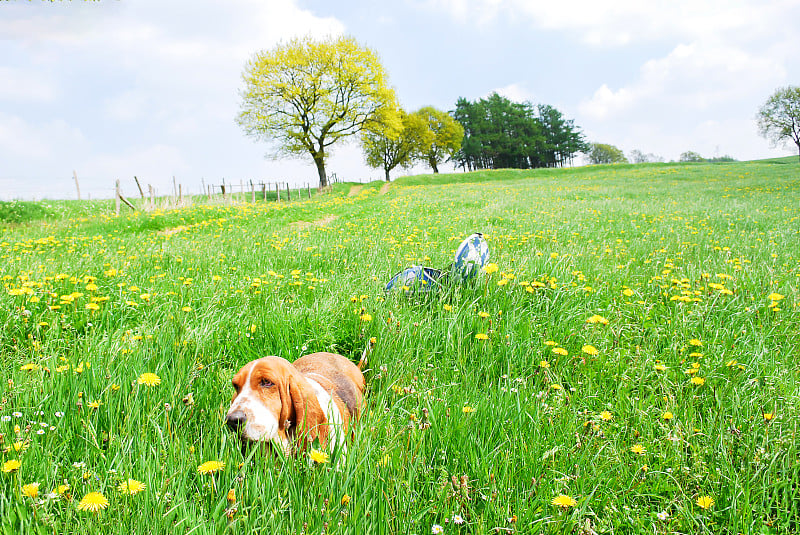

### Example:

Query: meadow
xmin=0 ymin=160 xmax=798 ymax=534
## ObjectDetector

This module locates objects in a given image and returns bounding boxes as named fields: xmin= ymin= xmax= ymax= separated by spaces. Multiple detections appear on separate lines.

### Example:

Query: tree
xmin=452 ymin=94 xmax=585 ymax=171
xmin=679 ymin=151 xmax=704 ymax=162
xmin=236 ymin=36 xmax=399 ymax=188
xmin=588 ymin=143 xmax=628 ymax=164
xmin=757 ymin=86 xmax=800 ymax=162
xmin=414 ymin=106 xmax=464 ymax=173
xmin=362 ymin=109 xmax=427 ymax=181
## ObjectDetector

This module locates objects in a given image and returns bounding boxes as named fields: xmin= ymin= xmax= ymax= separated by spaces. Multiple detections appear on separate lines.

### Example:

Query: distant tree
xmin=362 ymin=109 xmax=427 ymax=181
xmin=629 ymin=149 xmax=647 ymax=164
xmin=588 ymin=143 xmax=628 ymax=164
xmin=757 ymin=86 xmax=800 ymax=162
xmin=414 ymin=106 xmax=464 ymax=173
xmin=236 ymin=36 xmax=399 ymax=188
xmin=679 ymin=151 xmax=705 ymax=162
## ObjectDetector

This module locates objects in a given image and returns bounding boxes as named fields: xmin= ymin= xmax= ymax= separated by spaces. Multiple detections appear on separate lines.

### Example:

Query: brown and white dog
xmin=225 ymin=352 xmax=364 ymax=455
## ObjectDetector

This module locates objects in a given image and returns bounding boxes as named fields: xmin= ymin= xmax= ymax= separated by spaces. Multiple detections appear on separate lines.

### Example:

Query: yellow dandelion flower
xmin=197 ymin=460 xmax=225 ymax=474
xmin=630 ymin=444 xmax=646 ymax=455
xmin=227 ymin=489 xmax=236 ymax=503
xmin=539 ymin=360 xmax=550 ymax=368
xmin=695 ymin=495 xmax=714 ymax=510
xmin=462 ymin=406 xmax=476 ymax=414
xmin=477 ymin=311 xmax=490 ymax=318
xmin=551 ymin=494 xmax=577 ymax=508
xmin=3 ymin=459 xmax=21 ymax=473
xmin=85 ymin=303 xmax=100 ymax=311
xmin=77 ymin=491 xmax=109 ymax=513
xmin=599 ymin=411 xmax=612 ymax=421
xmin=689 ymin=339 xmax=702 ymax=346
xmin=57 ymin=484 xmax=70 ymax=495
xmin=552 ymin=347 xmax=568 ymax=356
xmin=482 ymin=263 xmax=499 ymax=275
xmin=360 ymin=313 xmax=372 ymax=322
xmin=586 ymin=314 xmax=609 ymax=325
xmin=690 ymin=376 xmax=706 ymax=386
xmin=622 ymin=288 xmax=634 ymax=297
xmin=181 ymin=306 xmax=192 ymax=312
xmin=443 ymin=304 xmax=452 ymax=311
xmin=654 ymin=363 xmax=667 ymax=372
xmin=137 ymin=372 xmax=161 ymax=387
xmin=117 ymin=479 xmax=145 ymax=495
xmin=22 ymin=482 xmax=39 ymax=498
xmin=475 ymin=333 xmax=489 ymax=340
xmin=309 ymin=448 xmax=330 ymax=464
xmin=341 ymin=494 xmax=351 ymax=506
xmin=763 ymin=413 xmax=774 ymax=421
xmin=767 ymin=293 xmax=784 ymax=301
xmin=581 ymin=345 xmax=599 ymax=356
xmin=550 ymin=383 xmax=563 ymax=390
xmin=662 ymin=411 xmax=674 ymax=421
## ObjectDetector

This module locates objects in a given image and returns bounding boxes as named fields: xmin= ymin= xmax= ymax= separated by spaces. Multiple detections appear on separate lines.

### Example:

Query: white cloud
xmin=421 ymin=0 xmax=800 ymax=47
xmin=579 ymin=41 xmax=786 ymax=120
xmin=489 ymin=83 xmax=535 ymax=103
xmin=0 ymin=0 xmax=351 ymax=199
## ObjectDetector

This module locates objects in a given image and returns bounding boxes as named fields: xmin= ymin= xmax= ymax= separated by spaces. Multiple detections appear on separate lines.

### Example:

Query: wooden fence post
xmin=262 ymin=183 xmax=267 ymax=201
xmin=276 ymin=182 xmax=280 ymax=203
xmin=179 ymin=184 xmax=183 ymax=205
xmin=173 ymin=176 xmax=178 ymax=201
xmin=73 ymin=170 xmax=81 ymax=201
xmin=287 ymin=182 xmax=291 ymax=202
xmin=148 ymin=184 xmax=154 ymax=209
xmin=115 ymin=180 xmax=121 ymax=215
xmin=250 ymin=180 xmax=255 ymax=203
xmin=134 ymin=176 xmax=145 ymax=198
xmin=221 ymin=184 xmax=227 ymax=202
xmin=307 ymin=183 xmax=311 ymax=199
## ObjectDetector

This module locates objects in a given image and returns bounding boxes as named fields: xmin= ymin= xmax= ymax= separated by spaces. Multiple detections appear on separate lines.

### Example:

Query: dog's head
xmin=225 ymin=356 xmax=328 ymax=452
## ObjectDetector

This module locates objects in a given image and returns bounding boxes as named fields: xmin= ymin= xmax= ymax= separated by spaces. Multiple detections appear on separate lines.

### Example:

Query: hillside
xmin=1 ymin=161 xmax=799 ymax=534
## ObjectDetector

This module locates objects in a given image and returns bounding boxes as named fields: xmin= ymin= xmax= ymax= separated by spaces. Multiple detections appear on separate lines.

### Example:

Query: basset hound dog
xmin=225 ymin=352 xmax=365 ymax=455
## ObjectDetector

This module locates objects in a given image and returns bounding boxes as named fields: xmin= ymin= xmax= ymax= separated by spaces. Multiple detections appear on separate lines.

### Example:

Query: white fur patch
xmin=305 ymin=377 xmax=346 ymax=453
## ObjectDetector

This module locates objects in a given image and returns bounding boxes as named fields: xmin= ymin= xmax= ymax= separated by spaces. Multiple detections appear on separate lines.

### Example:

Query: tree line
xmin=235 ymin=35 xmax=800 ymax=188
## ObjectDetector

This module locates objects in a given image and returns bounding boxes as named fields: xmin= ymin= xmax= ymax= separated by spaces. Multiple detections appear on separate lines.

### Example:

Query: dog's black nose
xmin=225 ymin=411 xmax=247 ymax=432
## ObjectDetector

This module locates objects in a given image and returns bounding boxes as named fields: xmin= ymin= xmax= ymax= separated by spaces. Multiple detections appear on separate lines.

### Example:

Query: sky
xmin=1 ymin=0 xmax=798 ymax=200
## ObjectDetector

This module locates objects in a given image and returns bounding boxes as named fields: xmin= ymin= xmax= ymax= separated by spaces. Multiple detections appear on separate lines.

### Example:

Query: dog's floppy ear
xmin=288 ymin=374 xmax=329 ymax=448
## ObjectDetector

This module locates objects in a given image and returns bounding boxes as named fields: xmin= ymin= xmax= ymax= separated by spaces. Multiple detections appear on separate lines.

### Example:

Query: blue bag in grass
xmin=451 ymin=233 xmax=489 ymax=280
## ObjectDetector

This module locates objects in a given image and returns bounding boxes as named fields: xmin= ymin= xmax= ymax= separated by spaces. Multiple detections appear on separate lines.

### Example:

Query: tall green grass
xmin=1 ymin=161 xmax=798 ymax=534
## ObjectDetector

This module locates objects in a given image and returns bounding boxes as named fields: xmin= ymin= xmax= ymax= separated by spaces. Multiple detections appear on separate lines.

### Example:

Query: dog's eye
xmin=232 ymin=382 xmax=240 ymax=392
xmin=260 ymin=379 xmax=274 ymax=388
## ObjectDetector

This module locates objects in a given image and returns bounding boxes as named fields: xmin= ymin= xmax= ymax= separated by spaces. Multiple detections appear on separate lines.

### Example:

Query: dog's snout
xmin=226 ymin=410 xmax=247 ymax=432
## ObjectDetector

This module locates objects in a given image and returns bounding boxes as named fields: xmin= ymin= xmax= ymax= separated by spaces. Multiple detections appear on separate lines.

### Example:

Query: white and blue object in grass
xmin=451 ymin=233 xmax=489 ymax=280
xmin=384 ymin=265 xmax=444 ymax=293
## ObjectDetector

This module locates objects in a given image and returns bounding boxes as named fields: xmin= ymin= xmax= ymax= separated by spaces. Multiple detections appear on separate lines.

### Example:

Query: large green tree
xmin=236 ymin=36 xmax=399 ymax=188
xmin=414 ymin=106 xmax=464 ymax=173
xmin=362 ymin=109 xmax=427 ymax=181
xmin=588 ymin=143 xmax=628 ymax=164
xmin=757 ymin=86 xmax=800 ymax=162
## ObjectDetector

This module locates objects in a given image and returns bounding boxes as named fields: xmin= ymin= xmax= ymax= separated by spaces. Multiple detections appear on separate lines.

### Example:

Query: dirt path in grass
xmin=289 ymin=215 xmax=337 ymax=230
xmin=347 ymin=185 xmax=364 ymax=197
xmin=379 ymin=183 xmax=391 ymax=195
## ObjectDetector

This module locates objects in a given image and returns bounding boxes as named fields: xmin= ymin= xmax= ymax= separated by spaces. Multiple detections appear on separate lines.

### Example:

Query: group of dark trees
xmin=452 ymin=93 xmax=587 ymax=171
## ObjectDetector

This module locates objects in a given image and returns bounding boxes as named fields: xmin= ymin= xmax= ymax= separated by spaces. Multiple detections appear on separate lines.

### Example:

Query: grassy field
xmin=1 ymin=161 xmax=798 ymax=534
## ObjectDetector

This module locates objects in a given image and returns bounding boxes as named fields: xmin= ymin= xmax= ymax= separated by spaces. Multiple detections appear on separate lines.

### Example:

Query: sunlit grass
xmin=1 ymin=161 xmax=798 ymax=534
